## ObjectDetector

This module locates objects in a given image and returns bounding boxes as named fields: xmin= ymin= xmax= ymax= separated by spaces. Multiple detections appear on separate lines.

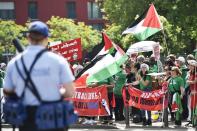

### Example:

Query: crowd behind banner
xmin=71 ymin=53 xmax=197 ymax=127
xmin=1 ymin=52 xmax=197 ymax=127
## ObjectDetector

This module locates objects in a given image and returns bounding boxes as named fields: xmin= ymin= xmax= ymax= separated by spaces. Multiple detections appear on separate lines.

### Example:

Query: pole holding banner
xmin=162 ymin=86 xmax=168 ymax=127
xmin=125 ymin=86 xmax=130 ymax=128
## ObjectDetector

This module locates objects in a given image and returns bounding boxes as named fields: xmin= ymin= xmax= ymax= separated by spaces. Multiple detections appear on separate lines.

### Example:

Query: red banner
xmin=49 ymin=38 xmax=82 ymax=62
xmin=123 ymin=85 xmax=168 ymax=111
xmin=68 ymin=86 xmax=110 ymax=116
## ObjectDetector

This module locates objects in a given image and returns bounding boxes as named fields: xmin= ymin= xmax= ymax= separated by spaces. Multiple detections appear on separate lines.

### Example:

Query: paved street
xmin=2 ymin=121 xmax=196 ymax=131
xmin=2 ymin=128 xmax=196 ymax=131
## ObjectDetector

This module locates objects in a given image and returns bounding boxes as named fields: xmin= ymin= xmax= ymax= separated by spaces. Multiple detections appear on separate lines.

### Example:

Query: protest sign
xmin=49 ymin=38 xmax=82 ymax=62
xmin=67 ymin=86 xmax=110 ymax=116
xmin=123 ymin=85 xmax=168 ymax=111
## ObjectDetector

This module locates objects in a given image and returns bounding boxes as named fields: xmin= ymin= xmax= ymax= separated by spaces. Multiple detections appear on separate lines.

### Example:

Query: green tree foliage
xmin=102 ymin=0 xmax=197 ymax=54
xmin=0 ymin=20 xmax=27 ymax=60
xmin=47 ymin=16 xmax=101 ymax=50
xmin=104 ymin=23 xmax=136 ymax=49
xmin=0 ymin=17 xmax=101 ymax=62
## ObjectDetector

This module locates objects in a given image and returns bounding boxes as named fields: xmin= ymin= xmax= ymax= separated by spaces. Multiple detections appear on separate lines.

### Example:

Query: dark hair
xmin=139 ymin=70 xmax=148 ymax=81
xmin=168 ymin=54 xmax=176 ymax=62
xmin=134 ymin=62 xmax=140 ymax=71
xmin=165 ymin=58 xmax=175 ymax=67
xmin=149 ymin=57 xmax=156 ymax=66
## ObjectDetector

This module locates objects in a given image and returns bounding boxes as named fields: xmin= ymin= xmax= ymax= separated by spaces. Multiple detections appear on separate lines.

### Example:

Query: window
xmin=67 ymin=2 xmax=76 ymax=19
xmin=0 ymin=2 xmax=15 ymax=20
xmin=88 ymin=2 xmax=102 ymax=19
xmin=28 ymin=2 xmax=38 ymax=19
xmin=91 ymin=24 xmax=103 ymax=31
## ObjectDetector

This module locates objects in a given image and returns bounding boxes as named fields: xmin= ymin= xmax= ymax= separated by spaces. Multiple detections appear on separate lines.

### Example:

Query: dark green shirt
xmin=180 ymin=65 xmax=188 ymax=88
xmin=149 ymin=64 xmax=158 ymax=73
xmin=139 ymin=73 xmax=152 ymax=91
xmin=113 ymin=71 xmax=127 ymax=96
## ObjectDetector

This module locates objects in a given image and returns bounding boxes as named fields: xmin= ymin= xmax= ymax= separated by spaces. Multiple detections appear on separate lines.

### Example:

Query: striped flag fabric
xmin=75 ymin=33 xmax=128 ymax=87
xmin=122 ymin=4 xmax=162 ymax=40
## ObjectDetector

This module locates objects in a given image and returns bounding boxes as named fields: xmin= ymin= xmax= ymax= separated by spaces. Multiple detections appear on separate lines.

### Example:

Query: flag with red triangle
xmin=96 ymin=33 xmax=128 ymax=66
xmin=122 ymin=4 xmax=162 ymax=40
xmin=75 ymin=33 xmax=128 ymax=87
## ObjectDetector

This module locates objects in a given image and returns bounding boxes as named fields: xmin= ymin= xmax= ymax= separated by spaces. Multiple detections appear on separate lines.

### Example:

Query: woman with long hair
xmin=168 ymin=66 xmax=184 ymax=126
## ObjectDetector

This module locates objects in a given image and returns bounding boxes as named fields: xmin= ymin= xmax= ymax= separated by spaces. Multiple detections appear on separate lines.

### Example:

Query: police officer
xmin=3 ymin=21 xmax=75 ymax=131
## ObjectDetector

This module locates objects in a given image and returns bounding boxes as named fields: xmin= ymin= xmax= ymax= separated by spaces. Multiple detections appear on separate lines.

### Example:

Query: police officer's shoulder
xmin=8 ymin=54 xmax=23 ymax=66
xmin=47 ymin=52 xmax=68 ymax=64
xmin=5 ymin=53 xmax=23 ymax=72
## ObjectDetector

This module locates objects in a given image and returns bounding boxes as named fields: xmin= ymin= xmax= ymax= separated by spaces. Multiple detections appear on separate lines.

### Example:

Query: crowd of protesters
xmin=72 ymin=53 xmax=197 ymax=127
xmin=1 ymin=50 xmax=197 ymax=127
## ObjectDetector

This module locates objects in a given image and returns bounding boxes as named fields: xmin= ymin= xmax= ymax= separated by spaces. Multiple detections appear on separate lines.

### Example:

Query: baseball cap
xmin=28 ymin=21 xmax=49 ymax=37
xmin=176 ymin=56 xmax=185 ymax=63
xmin=187 ymin=60 xmax=197 ymax=67
xmin=140 ymin=63 xmax=149 ymax=71
xmin=0 ymin=63 xmax=6 ymax=68
xmin=187 ymin=54 xmax=195 ymax=60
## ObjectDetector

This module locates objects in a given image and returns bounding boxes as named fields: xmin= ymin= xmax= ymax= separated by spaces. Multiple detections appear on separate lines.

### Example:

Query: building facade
xmin=0 ymin=0 xmax=105 ymax=30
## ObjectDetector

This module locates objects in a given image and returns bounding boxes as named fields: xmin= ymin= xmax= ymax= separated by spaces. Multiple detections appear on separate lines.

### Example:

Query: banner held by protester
xmin=67 ymin=86 xmax=110 ymax=116
xmin=123 ymin=85 xmax=168 ymax=111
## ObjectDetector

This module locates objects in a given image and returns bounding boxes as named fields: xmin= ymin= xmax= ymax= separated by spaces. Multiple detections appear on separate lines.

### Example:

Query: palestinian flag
xmin=95 ymin=33 xmax=128 ymax=66
xmin=75 ymin=54 xmax=121 ymax=87
xmin=75 ymin=33 xmax=128 ymax=87
xmin=122 ymin=4 xmax=162 ymax=40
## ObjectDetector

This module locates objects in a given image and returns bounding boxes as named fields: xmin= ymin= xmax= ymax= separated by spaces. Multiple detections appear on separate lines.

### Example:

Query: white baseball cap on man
xmin=176 ymin=56 xmax=185 ymax=63
xmin=140 ymin=63 xmax=149 ymax=71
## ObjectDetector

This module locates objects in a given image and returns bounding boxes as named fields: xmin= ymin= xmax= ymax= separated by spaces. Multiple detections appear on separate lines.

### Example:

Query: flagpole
xmin=161 ymin=29 xmax=170 ymax=56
